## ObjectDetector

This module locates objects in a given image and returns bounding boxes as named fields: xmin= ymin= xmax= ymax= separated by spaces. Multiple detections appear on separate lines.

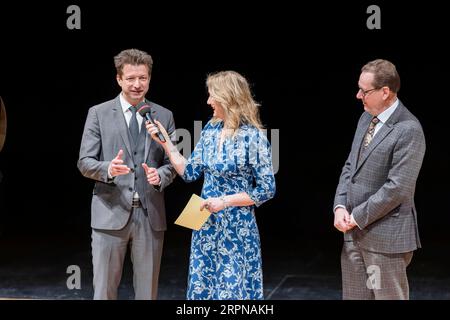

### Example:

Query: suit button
xmin=351 ymin=179 xmax=355 ymax=184
xmin=134 ymin=165 xmax=137 ymax=168
xmin=134 ymin=152 xmax=137 ymax=155
xmin=128 ymin=187 xmax=132 ymax=191
xmin=135 ymin=177 xmax=138 ymax=180
xmin=130 ymin=168 xmax=135 ymax=173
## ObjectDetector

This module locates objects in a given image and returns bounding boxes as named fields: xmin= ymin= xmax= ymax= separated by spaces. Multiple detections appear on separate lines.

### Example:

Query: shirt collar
xmin=377 ymin=98 xmax=399 ymax=124
xmin=119 ymin=93 xmax=145 ymax=114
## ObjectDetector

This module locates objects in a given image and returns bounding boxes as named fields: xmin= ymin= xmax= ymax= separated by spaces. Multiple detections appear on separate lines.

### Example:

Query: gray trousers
xmin=341 ymin=241 xmax=413 ymax=300
xmin=92 ymin=207 xmax=164 ymax=300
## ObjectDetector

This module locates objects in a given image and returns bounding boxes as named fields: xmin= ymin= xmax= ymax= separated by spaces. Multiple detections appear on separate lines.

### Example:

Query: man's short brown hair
xmin=362 ymin=59 xmax=401 ymax=93
xmin=114 ymin=49 xmax=153 ymax=76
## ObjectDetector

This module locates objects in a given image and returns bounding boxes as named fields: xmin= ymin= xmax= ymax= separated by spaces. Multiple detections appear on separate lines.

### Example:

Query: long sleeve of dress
xmin=247 ymin=129 xmax=276 ymax=207
xmin=182 ymin=122 xmax=210 ymax=182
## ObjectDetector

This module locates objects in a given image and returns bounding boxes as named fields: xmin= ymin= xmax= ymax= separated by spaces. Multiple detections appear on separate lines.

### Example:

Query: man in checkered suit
xmin=334 ymin=59 xmax=426 ymax=300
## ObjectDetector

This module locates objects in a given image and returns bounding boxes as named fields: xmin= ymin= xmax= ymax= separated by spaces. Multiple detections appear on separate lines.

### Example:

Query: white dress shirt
xmin=372 ymin=98 xmax=399 ymax=137
xmin=119 ymin=93 xmax=144 ymax=131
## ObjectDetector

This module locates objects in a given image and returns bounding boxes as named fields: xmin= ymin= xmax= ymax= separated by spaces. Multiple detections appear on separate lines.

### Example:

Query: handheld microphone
xmin=137 ymin=103 xmax=166 ymax=142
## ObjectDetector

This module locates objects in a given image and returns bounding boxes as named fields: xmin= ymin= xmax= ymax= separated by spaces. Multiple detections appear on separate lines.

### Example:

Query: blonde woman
xmin=146 ymin=71 xmax=276 ymax=300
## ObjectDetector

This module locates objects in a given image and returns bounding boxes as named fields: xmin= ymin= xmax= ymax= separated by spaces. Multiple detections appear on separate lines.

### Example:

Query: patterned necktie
xmin=363 ymin=116 xmax=380 ymax=148
xmin=129 ymin=106 xmax=139 ymax=144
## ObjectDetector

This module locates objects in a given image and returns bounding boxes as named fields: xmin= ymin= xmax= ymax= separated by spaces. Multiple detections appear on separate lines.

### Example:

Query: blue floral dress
xmin=182 ymin=120 xmax=276 ymax=300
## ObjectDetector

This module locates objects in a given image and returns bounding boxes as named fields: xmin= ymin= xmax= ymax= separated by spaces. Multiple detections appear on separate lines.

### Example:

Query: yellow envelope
xmin=174 ymin=194 xmax=211 ymax=230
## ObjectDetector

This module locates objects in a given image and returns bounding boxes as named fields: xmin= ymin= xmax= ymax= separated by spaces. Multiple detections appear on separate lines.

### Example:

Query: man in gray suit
xmin=78 ymin=49 xmax=176 ymax=299
xmin=334 ymin=59 xmax=426 ymax=300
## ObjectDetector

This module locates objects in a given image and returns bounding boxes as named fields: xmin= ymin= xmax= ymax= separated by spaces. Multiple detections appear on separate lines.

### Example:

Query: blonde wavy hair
xmin=207 ymin=71 xmax=263 ymax=135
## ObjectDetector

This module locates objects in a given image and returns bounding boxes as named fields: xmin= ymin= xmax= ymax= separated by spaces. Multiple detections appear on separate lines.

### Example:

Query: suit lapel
xmin=113 ymin=96 xmax=133 ymax=158
xmin=354 ymin=103 xmax=404 ymax=174
xmin=144 ymin=99 xmax=155 ymax=162
xmin=352 ymin=115 xmax=371 ymax=173
xmin=355 ymin=123 xmax=394 ymax=171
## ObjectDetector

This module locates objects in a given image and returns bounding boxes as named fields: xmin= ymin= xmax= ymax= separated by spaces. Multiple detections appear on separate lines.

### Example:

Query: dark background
xmin=0 ymin=1 xmax=449 ymax=299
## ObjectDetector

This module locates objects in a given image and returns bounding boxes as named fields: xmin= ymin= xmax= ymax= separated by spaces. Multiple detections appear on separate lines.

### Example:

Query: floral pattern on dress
xmin=182 ymin=120 xmax=276 ymax=300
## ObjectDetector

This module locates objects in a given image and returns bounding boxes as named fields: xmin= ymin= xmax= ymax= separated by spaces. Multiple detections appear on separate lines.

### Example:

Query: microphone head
xmin=137 ymin=104 xmax=151 ymax=116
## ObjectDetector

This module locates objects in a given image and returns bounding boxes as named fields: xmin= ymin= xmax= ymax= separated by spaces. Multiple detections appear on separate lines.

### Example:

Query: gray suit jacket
xmin=78 ymin=95 xmax=177 ymax=231
xmin=334 ymin=101 xmax=426 ymax=254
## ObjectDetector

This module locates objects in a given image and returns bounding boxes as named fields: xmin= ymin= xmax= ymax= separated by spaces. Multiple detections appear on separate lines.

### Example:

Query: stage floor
xmin=1 ymin=228 xmax=449 ymax=300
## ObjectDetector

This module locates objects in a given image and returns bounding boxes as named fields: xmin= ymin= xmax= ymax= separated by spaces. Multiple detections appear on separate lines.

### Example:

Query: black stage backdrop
xmin=0 ymin=0 xmax=449 ymax=304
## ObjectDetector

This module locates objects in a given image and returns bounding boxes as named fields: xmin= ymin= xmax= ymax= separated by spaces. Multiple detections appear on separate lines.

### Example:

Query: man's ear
xmin=116 ymin=74 xmax=122 ymax=86
xmin=382 ymin=86 xmax=390 ymax=99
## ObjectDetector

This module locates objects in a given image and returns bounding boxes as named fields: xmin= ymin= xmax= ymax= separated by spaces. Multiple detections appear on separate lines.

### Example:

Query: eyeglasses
xmin=359 ymin=87 xmax=380 ymax=98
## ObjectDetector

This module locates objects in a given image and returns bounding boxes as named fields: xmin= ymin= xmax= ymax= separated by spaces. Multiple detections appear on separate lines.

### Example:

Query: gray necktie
xmin=129 ymin=106 xmax=139 ymax=145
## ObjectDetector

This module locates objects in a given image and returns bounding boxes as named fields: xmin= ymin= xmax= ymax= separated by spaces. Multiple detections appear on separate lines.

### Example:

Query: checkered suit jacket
xmin=334 ymin=101 xmax=426 ymax=254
